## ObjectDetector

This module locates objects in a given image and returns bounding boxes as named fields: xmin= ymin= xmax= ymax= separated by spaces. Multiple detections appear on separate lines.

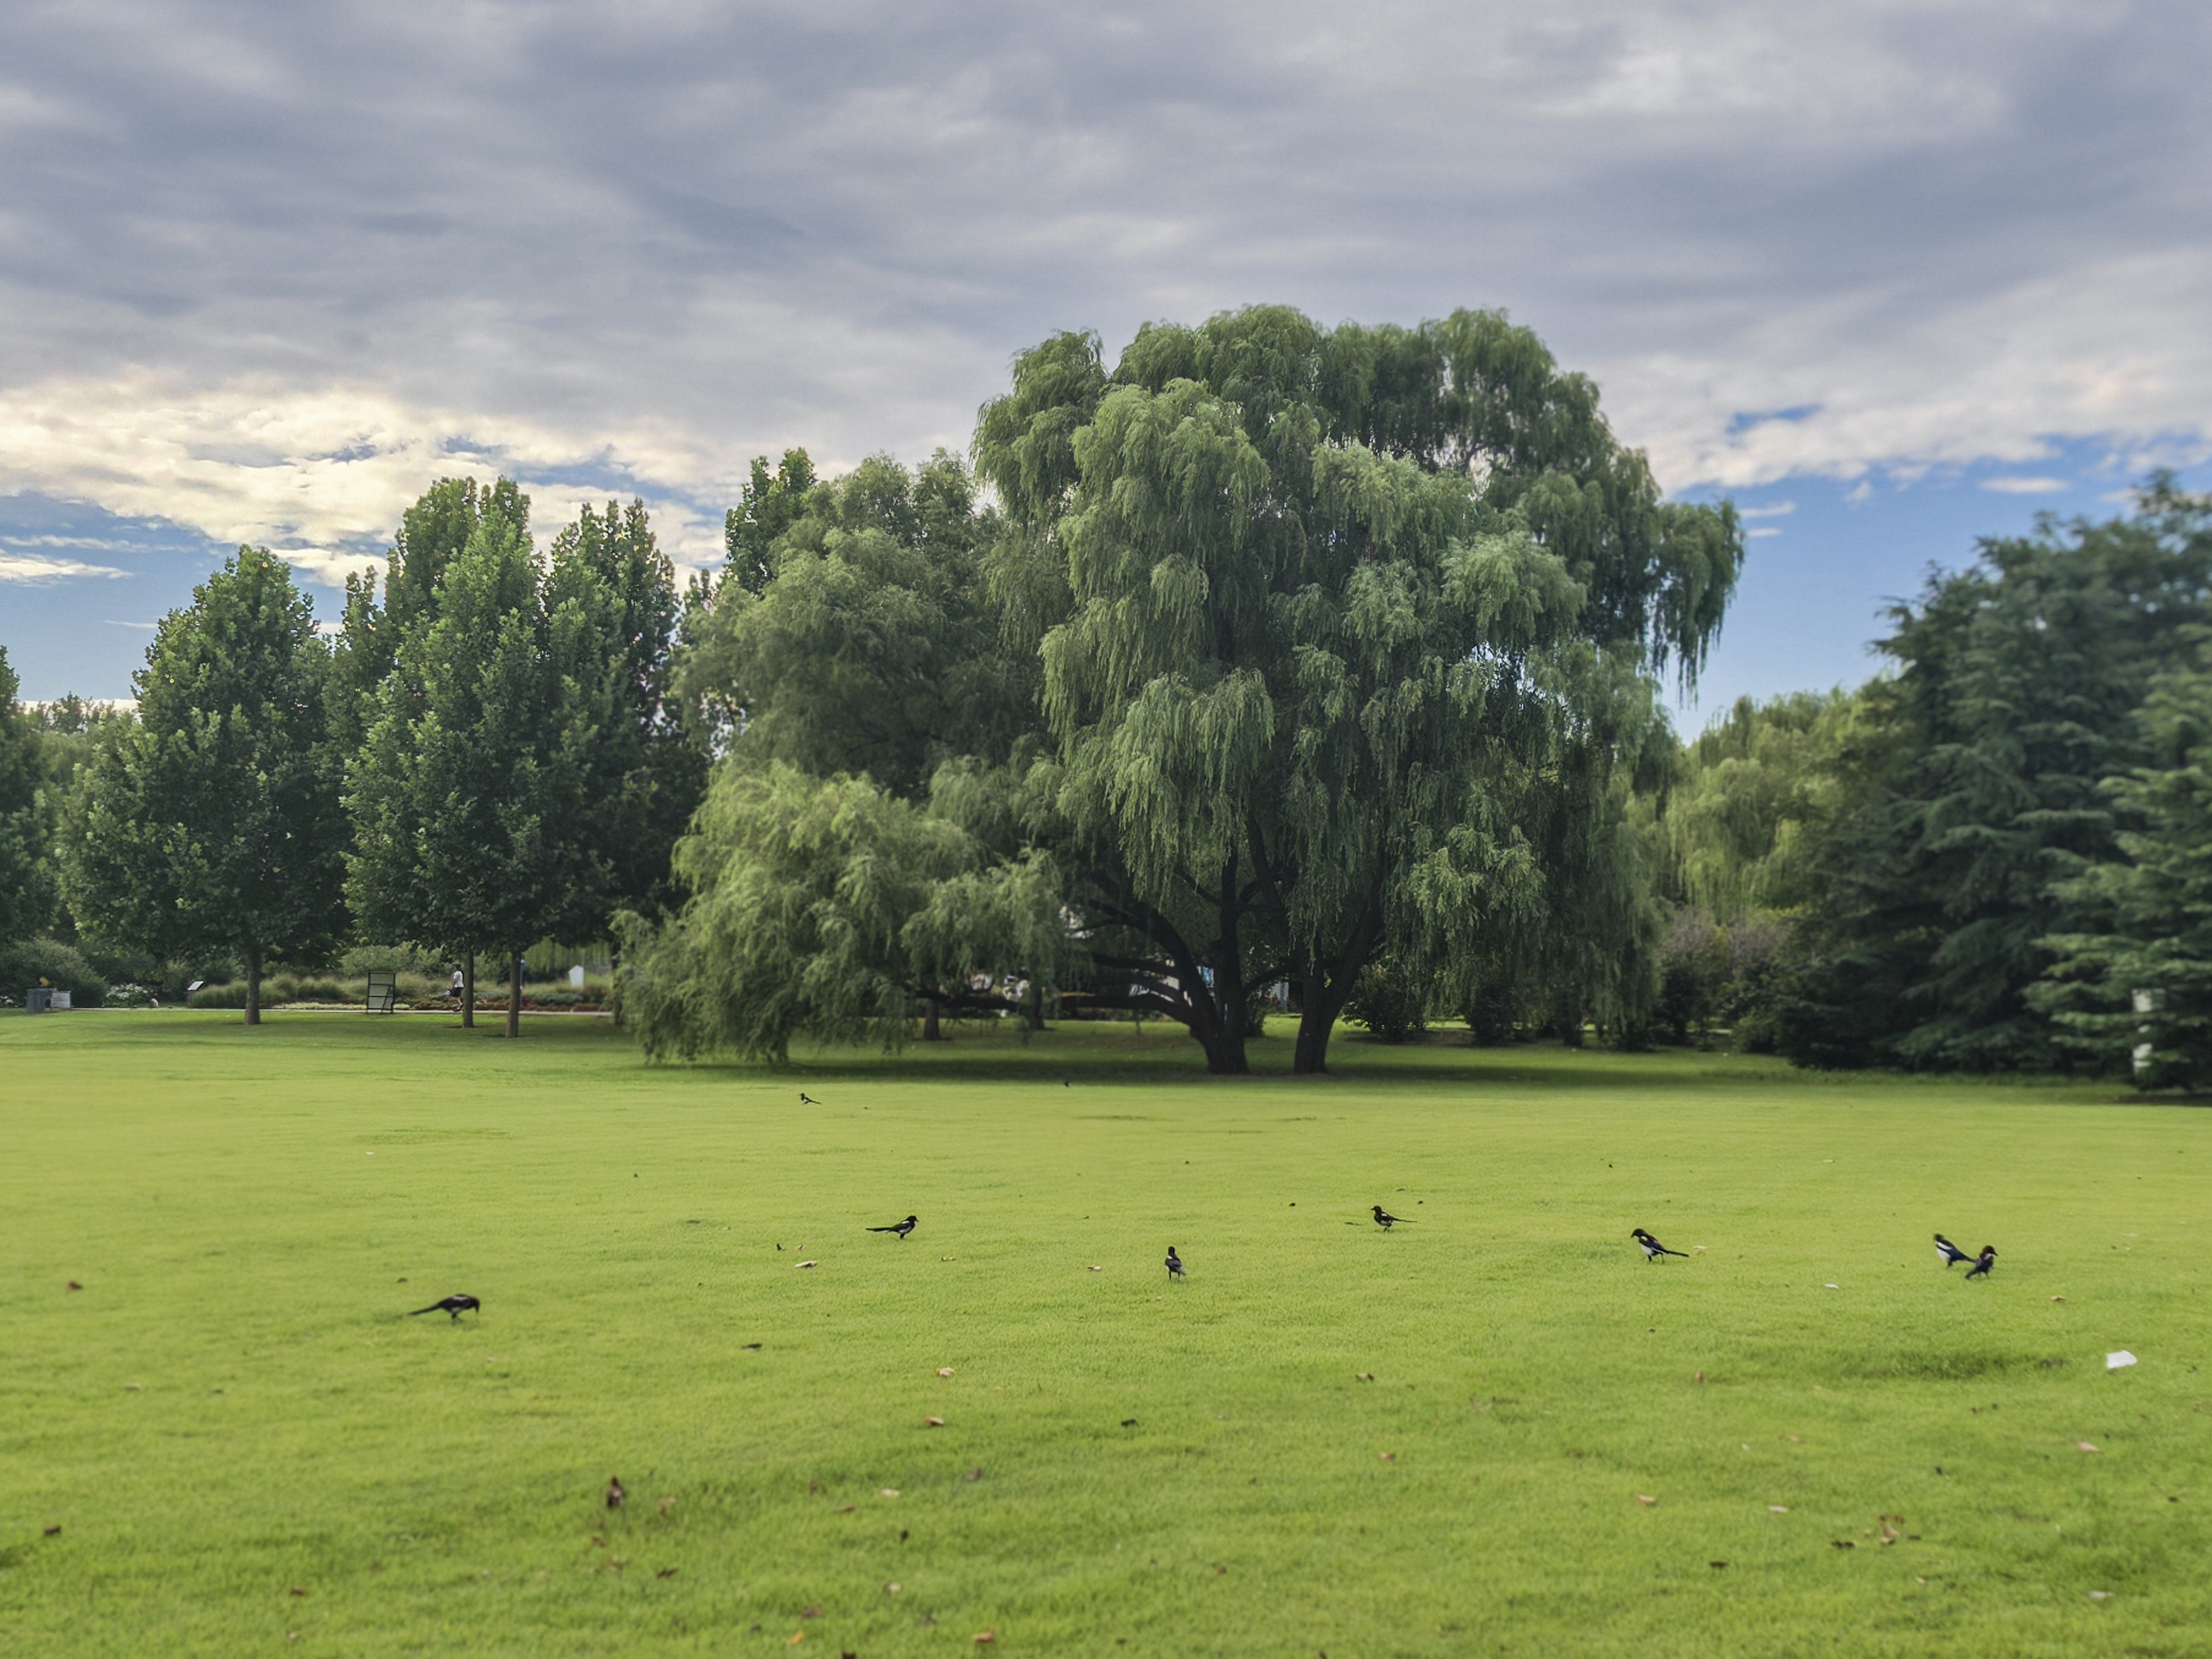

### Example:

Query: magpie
xmin=1373 ymin=1205 xmax=1410 ymax=1229
xmin=1632 ymin=1228 xmax=1686 ymax=1261
xmin=1963 ymin=1244 xmax=1997 ymax=1280
xmin=1934 ymin=1233 xmax=1973 ymax=1268
xmin=867 ymin=1215 xmax=918 ymax=1239
xmin=408 ymin=1294 xmax=481 ymax=1320
xmin=798 ymin=1092 xmax=820 ymax=1105
xmin=1165 ymin=1246 xmax=1185 ymax=1281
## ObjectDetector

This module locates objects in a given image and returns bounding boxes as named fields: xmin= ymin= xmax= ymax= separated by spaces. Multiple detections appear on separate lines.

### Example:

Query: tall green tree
xmin=60 ymin=549 xmax=348 ymax=1022
xmin=543 ymin=498 xmax=706 ymax=943
xmin=347 ymin=485 xmax=583 ymax=1036
xmin=0 ymin=647 xmax=53 ymax=946
xmin=2034 ymin=631 xmax=2212 ymax=1086
xmin=978 ymin=306 xmax=1741 ymax=1072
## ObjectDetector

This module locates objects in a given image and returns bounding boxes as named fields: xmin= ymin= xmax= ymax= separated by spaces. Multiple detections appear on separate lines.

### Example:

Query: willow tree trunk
xmin=461 ymin=950 xmax=475 ymax=1029
xmin=922 ymin=996 xmax=942 ymax=1041
xmin=244 ymin=945 xmax=263 ymax=1027
xmin=506 ymin=952 xmax=522 ymax=1039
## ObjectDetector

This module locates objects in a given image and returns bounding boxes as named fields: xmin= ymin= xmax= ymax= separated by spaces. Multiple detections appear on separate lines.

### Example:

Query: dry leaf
xmin=657 ymin=1567 xmax=678 ymax=1579
xmin=2051 ymin=1295 xmax=2066 ymax=1303
xmin=1380 ymin=1452 xmax=1396 ymax=1463
xmin=289 ymin=1587 xmax=307 ymax=1597
xmin=884 ymin=1582 xmax=901 ymax=1595
xmin=936 ymin=1367 xmax=955 ymax=1378
xmin=966 ymin=1467 xmax=983 ymax=1482
xmin=973 ymin=1632 xmax=996 ymax=1645
xmin=833 ymin=1505 xmax=854 ymax=1514
xmin=879 ymin=1488 xmax=900 ymax=1499
xmin=787 ymin=1633 xmax=805 ymax=1647
xmin=924 ymin=1417 xmax=945 ymax=1427
xmin=658 ymin=1496 xmax=675 ymax=1515
xmin=1769 ymin=1505 xmax=1789 ymax=1514
xmin=1635 ymin=1494 xmax=1656 ymax=1506
xmin=1786 ymin=1435 xmax=1802 ymax=1444
xmin=801 ymin=1605 xmax=824 ymax=1618
xmin=2078 ymin=1442 xmax=2100 ymax=1452
xmin=589 ymin=1534 xmax=605 ymax=1548
xmin=1213 ymin=1563 xmax=1228 ymax=1575
xmin=1694 ymin=1371 xmax=1705 ymax=1383
xmin=1355 ymin=1372 xmax=1374 ymax=1383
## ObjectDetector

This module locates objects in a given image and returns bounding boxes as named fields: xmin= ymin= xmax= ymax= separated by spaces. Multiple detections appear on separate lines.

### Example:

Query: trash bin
xmin=25 ymin=988 xmax=52 ymax=1013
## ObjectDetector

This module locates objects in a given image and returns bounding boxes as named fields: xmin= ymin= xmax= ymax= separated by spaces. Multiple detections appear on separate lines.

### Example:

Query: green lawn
xmin=2 ymin=1011 xmax=2207 ymax=1656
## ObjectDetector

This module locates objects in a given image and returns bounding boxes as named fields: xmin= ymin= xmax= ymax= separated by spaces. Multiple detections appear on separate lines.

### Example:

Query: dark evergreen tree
xmin=0 ymin=647 xmax=52 ymax=946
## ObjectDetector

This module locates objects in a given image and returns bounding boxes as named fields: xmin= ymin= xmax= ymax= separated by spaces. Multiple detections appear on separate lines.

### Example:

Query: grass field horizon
xmin=4 ymin=1010 xmax=2207 ymax=1655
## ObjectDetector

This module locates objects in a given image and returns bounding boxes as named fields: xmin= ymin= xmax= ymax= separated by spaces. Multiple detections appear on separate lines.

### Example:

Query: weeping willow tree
xmin=636 ymin=305 xmax=1743 ymax=1073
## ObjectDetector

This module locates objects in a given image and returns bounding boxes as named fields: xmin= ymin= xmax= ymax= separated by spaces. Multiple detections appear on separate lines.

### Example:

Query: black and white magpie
xmin=1963 ymin=1245 xmax=1997 ymax=1280
xmin=1632 ymin=1228 xmax=1686 ymax=1261
xmin=1373 ymin=1205 xmax=1410 ymax=1229
xmin=798 ymin=1092 xmax=820 ymax=1105
xmin=1934 ymin=1233 xmax=1973 ymax=1268
xmin=408 ymin=1294 xmax=481 ymax=1320
xmin=1165 ymin=1246 xmax=1185 ymax=1280
xmin=867 ymin=1215 xmax=918 ymax=1239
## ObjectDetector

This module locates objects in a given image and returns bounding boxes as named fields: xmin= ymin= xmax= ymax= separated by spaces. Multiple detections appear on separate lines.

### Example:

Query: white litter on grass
xmin=795 ymin=1260 xmax=819 ymax=1269
xmin=2107 ymin=1350 xmax=2138 ymax=1370
xmin=1825 ymin=1283 xmax=1839 ymax=1289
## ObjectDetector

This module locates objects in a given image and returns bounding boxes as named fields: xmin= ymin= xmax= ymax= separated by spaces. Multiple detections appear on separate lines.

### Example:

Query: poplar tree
xmin=61 ymin=549 xmax=347 ymax=1020
xmin=347 ymin=485 xmax=582 ymax=1036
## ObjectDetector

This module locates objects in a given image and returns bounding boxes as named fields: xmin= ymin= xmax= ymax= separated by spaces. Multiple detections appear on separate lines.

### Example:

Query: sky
xmin=2 ymin=0 xmax=2209 ymax=722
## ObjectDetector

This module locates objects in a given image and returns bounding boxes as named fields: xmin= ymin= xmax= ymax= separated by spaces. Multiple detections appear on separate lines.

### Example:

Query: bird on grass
xmin=1632 ymin=1228 xmax=1686 ymax=1262
xmin=1934 ymin=1233 xmax=1973 ymax=1268
xmin=798 ymin=1092 xmax=820 ymax=1105
xmin=867 ymin=1215 xmax=918 ymax=1239
xmin=1963 ymin=1245 xmax=1997 ymax=1280
xmin=1165 ymin=1246 xmax=1185 ymax=1281
xmin=408 ymin=1294 xmax=481 ymax=1321
xmin=606 ymin=1476 xmax=626 ymax=1509
xmin=1373 ymin=1205 xmax=1410 ymax=1229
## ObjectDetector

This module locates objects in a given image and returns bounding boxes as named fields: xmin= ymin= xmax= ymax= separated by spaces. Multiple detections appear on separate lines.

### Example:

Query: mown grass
xmin=2 ymin=1009 xmax=2207 ymax=1656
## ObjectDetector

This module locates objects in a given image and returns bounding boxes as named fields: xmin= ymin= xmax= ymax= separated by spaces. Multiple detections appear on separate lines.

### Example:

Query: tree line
xmin=9 ymin=302 xmax=2202 ymax=1083
xmin=1649 ymin=477 xmax=2212 ymax=1087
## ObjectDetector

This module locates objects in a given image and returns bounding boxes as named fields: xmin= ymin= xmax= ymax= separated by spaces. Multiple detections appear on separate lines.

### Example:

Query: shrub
xmin=187 ymin=983 xmax=251 ymax=1008
xmin=105 ymin=982 xmax=161 ymax=1008
xmin=0 ymin=938 xmax=106 ymax=1007
xmin=1346 ymin=962 xmax=1428 ymax=1043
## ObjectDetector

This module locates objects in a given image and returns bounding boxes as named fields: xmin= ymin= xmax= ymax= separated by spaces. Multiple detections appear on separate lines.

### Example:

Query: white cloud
xmin=1737 ymin=500 xmax=1796 ymax=517
xmin=1745 ymin=526 xmax=1782 ymax=538
xmin=0 ymin=551 xmax=127 ymax=582
xmin=1979 ymin=476 xmax=2069 ymax=494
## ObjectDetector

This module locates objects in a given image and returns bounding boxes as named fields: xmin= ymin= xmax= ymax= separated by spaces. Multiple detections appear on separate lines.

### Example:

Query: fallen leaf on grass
xmin=833 ymin=1505 xmax=855 ymax=1514
xmin=973 ymin=1632 xmax=996 ymax=1645
xmin=924 ymin=1417 xmax=945 ymax=1427
xmin=1769 ymin=1506 xmax=1790 ymax=1514
xmin=936 ymin=1367 xmax=955 ymax=1378
xmin=2090 ymin=1590 xmax=2111 ymax=1601
xmin=966 ymin=1468 xmax=983 ymax=1482
xmin=1380 ymin=1452 xmax=1396 ymax=1463
xmin=801 ymin=1605 xmax=824 ymax=1618
xmin=797 ymin=1261 xmax=819 ymax=1270
xmin=1786 ymin=1436 xmax=1802 ymax=1444
xmin=879 ymin=1489 xmax=900 ymax=1499
xmin=658 ymin=1496 xmax=675 ymax=1515
xmin=657 ymin=1567 xmax=677 ymax=1579
xmin=884 ymin=1582 xmax=901 ymax=1595
xmin=589 ymin=1535 xmax=605 ymax=1548
xmin=289 ymin=1587 xmax=307 ymax=1597
xmin=2051 ymin=1295 xmax=2066 ymax=1303
xmin=2079 ymin=1442 xmax=2100 ymax=1453
xmin=1635 ymin=1495 xmax=1656 ymax=1506
xmin=1694 ymin=1371 xmax=1705 ymax=1383
xmin=1355 ymin=1372 xmax=1374 ymax=1383
xmin=787 ymin=1633 xmax=805 ymax=1646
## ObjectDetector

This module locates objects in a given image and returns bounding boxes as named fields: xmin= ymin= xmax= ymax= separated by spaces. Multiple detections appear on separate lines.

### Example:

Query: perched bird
xmin=798 ymin=1092 xmax=820 ymax=1105
xmin=1964 ymin=1245 xmax=1997 ymax=1280
xmin=407 ymin=1294 xmax=481 ymax=1320
xmin=1934 ymin=1233 xmax=1973 ymax=1268
xmin=1632 ymin=1228 xmax=1686 ymax=1262
xmin=867 ymin=1215 xmax=919 ymax=1240
xmin=606 ymin=1475 xmax=627 ymax=1510
xmin=1373 ymin=1205 xmax=1410 ymax=1229
xmin=1165 ymin=1246 xmax=1185 ymax=1281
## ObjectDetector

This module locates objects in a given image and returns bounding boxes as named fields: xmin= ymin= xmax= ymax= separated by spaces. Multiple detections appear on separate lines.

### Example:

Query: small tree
xmin=61 ymin=549 xmax=348 ymax=1022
